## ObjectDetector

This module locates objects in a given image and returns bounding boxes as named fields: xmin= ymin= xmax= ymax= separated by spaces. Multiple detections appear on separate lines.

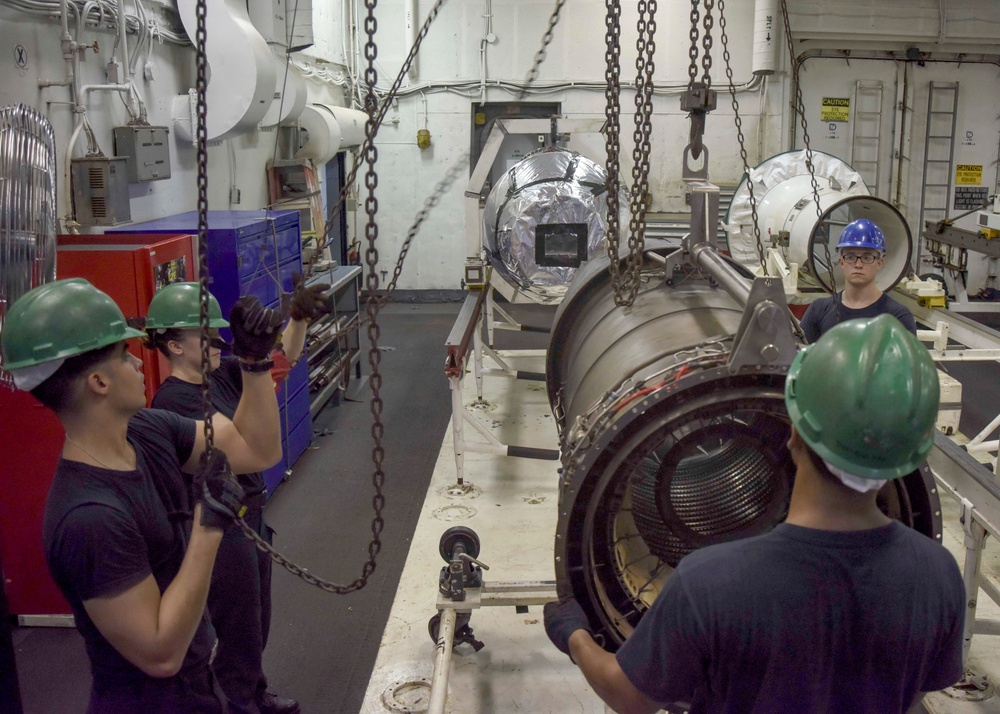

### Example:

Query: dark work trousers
xmin=88 ymin=661 xmax=227 ymax=713
xmin=208 ymin=497 xmax=273 ymax=714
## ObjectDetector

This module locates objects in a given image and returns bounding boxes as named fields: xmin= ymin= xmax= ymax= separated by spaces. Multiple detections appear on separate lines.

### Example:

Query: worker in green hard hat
xmin=143 ymin=278 xmax=329 ymax=714
xmin=1 ymin=278 xmax=286 ymax=713
xmin=544 ymin=315 xmax=965 ymax=714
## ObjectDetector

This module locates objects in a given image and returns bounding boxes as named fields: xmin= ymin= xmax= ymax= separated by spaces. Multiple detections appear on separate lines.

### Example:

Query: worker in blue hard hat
xmin=800 ymin=218 xmax=916 ymax=343
xmin=0 ymin=278 xmax=286 ymax=713
xmin=542 ymin=315 xmax=964 ymax=714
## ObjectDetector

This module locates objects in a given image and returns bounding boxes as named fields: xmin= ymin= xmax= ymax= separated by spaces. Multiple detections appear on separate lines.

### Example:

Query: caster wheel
xmin=438 ymin=526 xmax=480 ymax=562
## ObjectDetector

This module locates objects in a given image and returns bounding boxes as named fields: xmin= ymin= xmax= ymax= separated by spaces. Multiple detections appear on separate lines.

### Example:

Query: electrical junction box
xmin=114 ymin=125 xmax=171 ymax=182
xmin=71 ymin=156 xmax=131 ymax=226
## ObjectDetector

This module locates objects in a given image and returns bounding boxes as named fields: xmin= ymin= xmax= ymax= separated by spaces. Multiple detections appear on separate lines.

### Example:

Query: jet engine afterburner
xmin=546 ymin=242 xmax=943 ymax=649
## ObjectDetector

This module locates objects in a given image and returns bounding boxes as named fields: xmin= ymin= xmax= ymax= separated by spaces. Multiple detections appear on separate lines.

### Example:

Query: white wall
xmin=0 ymin=2 xmax=343 ymax=230
xmin=3 ymin=0 xmax=1000 ymax=292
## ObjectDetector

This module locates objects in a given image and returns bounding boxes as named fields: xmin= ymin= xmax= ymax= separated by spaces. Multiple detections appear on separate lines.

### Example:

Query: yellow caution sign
xmin=956 ymin=164 xmax=983 ymax=185
xmin=821 ymin=97 xmax=850 ymax=122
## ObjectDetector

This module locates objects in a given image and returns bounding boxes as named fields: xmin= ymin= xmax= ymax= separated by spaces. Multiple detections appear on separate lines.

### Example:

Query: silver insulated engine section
xmin=0 ymin=104 xmax=57 ymax=372
xmin=546 ymin=241 xmax=944 ymax=649
xmin=483 ymin=148 xmax=608 ymax=303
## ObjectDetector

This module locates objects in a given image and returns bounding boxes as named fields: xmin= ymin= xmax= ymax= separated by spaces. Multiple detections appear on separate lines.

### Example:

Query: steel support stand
xmin=428 ymin=607 xmax=457 ymax=714
xmin=961 ymin=499 xmax=988 ymax=666
xmin=426 ymin=581 xmax=558 ymax=714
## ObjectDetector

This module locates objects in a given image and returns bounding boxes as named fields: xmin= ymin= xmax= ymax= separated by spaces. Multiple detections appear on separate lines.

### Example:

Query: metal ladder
xmin=917 ymin=81 xmax=960 ymax=267
xmin=851 ymin=80 xmax=884 ymax=197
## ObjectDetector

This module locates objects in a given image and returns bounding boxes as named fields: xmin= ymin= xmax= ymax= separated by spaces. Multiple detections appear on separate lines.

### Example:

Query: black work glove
xmin=229 ymin=295 xmax=288 ymax=360
xmin=543 ymin=599 xmax=591 ymax=661
xmin=193 ymin=448 xmax=246 ymax=531
xmin=288 ymin=273 xmax=333 ymax=322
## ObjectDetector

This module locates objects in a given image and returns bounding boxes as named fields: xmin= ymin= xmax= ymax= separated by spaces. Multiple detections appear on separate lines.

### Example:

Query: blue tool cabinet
xmin=111 ymin=210 xmax=310 ymax=497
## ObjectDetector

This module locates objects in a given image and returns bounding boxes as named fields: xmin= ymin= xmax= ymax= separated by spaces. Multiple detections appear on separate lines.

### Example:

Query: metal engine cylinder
xmin=482 ymin=148 xmax=609 ymax=304
xmin=546 ymin=242 xmax=943 ymax=649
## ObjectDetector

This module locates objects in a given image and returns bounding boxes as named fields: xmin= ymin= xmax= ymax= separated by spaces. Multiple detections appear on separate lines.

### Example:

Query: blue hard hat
xmin=836 ymin=218 xmax=886 ymax=253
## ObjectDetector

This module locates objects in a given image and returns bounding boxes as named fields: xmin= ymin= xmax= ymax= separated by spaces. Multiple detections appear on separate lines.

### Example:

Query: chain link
xmin=378 ymin=0 xmax=567 ymax=305
xmin=618 ymin=0 xmax=658 ymax=307
xmin=717 ymin=0 xmax=766 ymax=274
xmin=317 ymin=0 xmax=449 ymax=252
xmin=378 ymin=159 xmax=466 ymax=307
xmin=605 ymin=0 xmax=659 ymax=307
xmin=701 ymin=0 xmax=714 ymax=87
xmin=780 ymin=0 xmax=837 ymax=295
xmin=603 ymin=0 xmax=624 ymax=302
xmin=226 ymin=0 xmax=387 ymax=595
xmin=224 ymin=0 xmax=569 ymax=594
xmin=687 ymin=0 xmax=700 ymax=90
xmin=194 ymin=0 xmax=214 ymax=449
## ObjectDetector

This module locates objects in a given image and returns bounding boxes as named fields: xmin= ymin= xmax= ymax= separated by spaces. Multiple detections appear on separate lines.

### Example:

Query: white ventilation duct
xmin=295 ymin=104 xmax=368 ymax=164
xmin=247 ymin=0 xmax=308 ymax=128
xmin=172 ymin=0 xmax=276 ymax=142
xmin=725 ymin=150 xmax=913 ymax=293
xmin=753 ymin=0 xmax=779 ymax=76
xmin=260 ymin=54 xmax=308 ymax=128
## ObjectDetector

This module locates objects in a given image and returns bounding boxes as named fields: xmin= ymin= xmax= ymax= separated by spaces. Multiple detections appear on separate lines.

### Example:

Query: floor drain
xmin=382 ymin=678 xmax=431 ymax=712
xmin=432 ymin=504 xmax=478 ymax=522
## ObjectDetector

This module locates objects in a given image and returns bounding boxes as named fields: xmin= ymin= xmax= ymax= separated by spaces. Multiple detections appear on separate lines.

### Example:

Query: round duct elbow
xmin=483 ymin=148 xmax=610 ymax=304
xmin=260 ymin=51 xmax=308 ymax=128
xmin=547 ymin=243 xmax=942 ymax=649
xmin=295 ymin=104 xmax=368 ymax=164
xmin=725 ymin=150 xmax=912 ymax=294
xmin=173 ymin=0 xmax=277 ymax=142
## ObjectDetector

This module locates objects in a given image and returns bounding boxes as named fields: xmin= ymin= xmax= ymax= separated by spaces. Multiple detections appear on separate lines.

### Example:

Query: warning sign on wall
xmin=955 ymin=186 xmax=990 ymax=210
xmin=956 ymin=164 xmax=983 ymax=185
xmin=821 ymin=98 xmax=850 ymax=122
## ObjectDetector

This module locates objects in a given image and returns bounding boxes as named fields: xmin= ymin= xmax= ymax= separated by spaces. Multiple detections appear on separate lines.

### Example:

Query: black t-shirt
xmin=616 ymin=522 xmax=965 ymax=714
xmin=43 ymin=409 xmax=217 ymax=687
xmin=800 ymin=292 xmax=917 ymax=343
xmin=152 ymin=356 xmax=265 ymax=496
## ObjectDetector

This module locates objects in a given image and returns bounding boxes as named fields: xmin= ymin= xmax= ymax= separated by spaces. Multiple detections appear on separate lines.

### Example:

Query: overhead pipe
xmin=117 ymin=0 xmax=130 ymax=84
xmin=752 ymin=0 xmax=778 ymax=76
xmin=405 ymin=0 xmax=419 ymax=80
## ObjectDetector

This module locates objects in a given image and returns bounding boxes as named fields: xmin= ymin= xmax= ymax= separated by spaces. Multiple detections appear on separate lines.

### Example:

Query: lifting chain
xmin=701 ymin=0 xmax=714 ymax=86
xmin=605 ymin=0 xmax=659 ymax=308
xmin=603 ymin=0 xmax=624 ymax=304
xmin=622 ymin=0 xmax=658 ymax=307
xmin=194 ymin=0 xmax=214 ymax=450
xmin=224 ymin=0 xmax=388 ymax=594
xmin=780 ymin=0 xmax=837 ymax=296
xmin=717 ymin=0 xmax=766 ymax=274
xmin=317 ymin=0 xmax=449 ymax=253
xmin=378 ymin=0 xmax=568 ymax=305
xmin=682 ymin=0 xmax=717 ymax=161
xmin=224 ymin=0 xmax=568 ymax=593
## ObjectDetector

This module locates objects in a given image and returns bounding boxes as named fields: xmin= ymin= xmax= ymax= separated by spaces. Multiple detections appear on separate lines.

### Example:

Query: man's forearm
xmin=152 ymin=516 xmax=223 ymax=672
xmin=231 ymin=368 xmax=282 ymax=462
xmin=570 ymin=631 xmax=660 ymax=714
xmin=281 ymin=318 xmax=309 ymax=365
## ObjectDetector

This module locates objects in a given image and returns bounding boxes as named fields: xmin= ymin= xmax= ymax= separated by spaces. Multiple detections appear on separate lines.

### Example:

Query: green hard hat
xmin=145 ymin=282 xmax=229 ymax=330
xmin=785 ymin=314 xmax=939 ymax=481
xmin=1 ymin=278 xmax=146 ymax=370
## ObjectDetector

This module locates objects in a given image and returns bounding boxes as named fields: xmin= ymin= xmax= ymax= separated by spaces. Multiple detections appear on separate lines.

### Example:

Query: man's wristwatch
xmin=239 ymin=358 xmax=275 ymax=373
